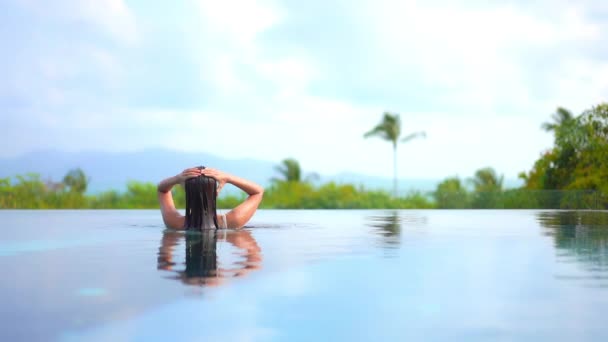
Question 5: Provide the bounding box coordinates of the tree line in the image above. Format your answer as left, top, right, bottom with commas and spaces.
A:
0, 165, 602, 210
0, 170, 432, 209
1, 103, 606, 209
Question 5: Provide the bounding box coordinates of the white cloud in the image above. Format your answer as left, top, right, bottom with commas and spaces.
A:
167, 0, 598, 178
3, 0, 608, 181
16, 0, 138, 44
258, 57, 320, 96
553, 58, 608, 109
75, 0, 138, 44
356, 0, 603, 114
196, 0, 284, 47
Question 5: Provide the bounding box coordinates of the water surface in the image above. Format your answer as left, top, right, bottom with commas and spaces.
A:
1, 209, 607, 341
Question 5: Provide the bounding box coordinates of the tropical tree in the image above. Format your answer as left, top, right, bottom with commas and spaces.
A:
433, 177, 470, 209
62, 168, 89, 193
272, 158, 302, 183
541, 107, 575, 134
469, 167, 504, 208
271, 158, 320, 184
524, 103, 608, 194
565, 104, 608, 197
364, 112, 425, 197
470, 167, 503, 193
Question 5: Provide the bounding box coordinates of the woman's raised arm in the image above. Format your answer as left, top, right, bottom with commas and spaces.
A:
201, 168, 264, 229
157, 167, 202, 229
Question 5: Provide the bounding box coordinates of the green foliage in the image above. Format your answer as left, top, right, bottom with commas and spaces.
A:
0, 171, 434, 210
470, 167, 503, 192
433, 166, 603, 209
260, 181, 433, 209
468, 167, 504, 209
262, 181, 315, 208
272, 158, 302, 183
89, 190, 122, 209
433, 177, 469, 209
0, 178, 13, 208
123, 181, 159, 208
541, 107, 575, 133
1, 165, 603, 210
364, 112, 403, 149
521, 102, 608, 208
271, 158, 320, 184
3, 100, 607, 212
63, 168, 89, 193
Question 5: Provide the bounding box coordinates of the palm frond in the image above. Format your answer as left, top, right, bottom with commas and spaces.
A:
363, 112, 401, 144
541, 122, 557, 131
363, 126, 387, 138
543, 107, 575, 132
401, 131, 426, 143
556, 107, 574, 122
272, 158, 302, 182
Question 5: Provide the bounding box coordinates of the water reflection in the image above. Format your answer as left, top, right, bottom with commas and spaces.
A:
366, 211, 427, 249
367, 211, 402, 248
537, 211, 608, 283
157, 229, 262, 287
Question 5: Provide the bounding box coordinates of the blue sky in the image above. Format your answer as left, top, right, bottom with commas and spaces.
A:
2, 0, 607, 179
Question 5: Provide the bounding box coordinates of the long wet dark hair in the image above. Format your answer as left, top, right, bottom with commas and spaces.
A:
184, 230, 218, 280
184, 166, 219, 230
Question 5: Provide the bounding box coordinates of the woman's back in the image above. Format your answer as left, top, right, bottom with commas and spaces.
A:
157, 167, 264, 230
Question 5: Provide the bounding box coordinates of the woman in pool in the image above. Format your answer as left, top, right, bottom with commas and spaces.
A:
157, 167, 264, 230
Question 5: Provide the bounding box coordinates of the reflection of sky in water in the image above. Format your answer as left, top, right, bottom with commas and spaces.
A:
1, 209, 608, 341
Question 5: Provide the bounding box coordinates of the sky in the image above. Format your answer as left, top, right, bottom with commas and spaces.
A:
1, 0, 607, 180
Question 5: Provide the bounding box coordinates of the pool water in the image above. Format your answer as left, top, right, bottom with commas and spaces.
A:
1, 209, 608, 341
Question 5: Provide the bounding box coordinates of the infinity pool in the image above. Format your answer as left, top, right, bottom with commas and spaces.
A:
1, 210, 607, 341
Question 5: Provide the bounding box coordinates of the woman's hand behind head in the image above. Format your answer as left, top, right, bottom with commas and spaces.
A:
201, 168, 230, 195
176, 167, 203, 185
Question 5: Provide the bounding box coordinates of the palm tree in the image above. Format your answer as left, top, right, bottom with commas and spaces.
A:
62, 168, 89, 193
364, 112, 425, 197
272, 158, 302, 182
470, 167, 503, 193
541, 107, 574, 133
469, 167, 504, 209
541, 106, 586, 151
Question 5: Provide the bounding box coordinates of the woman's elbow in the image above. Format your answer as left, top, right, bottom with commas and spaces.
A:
253, 188, 264, 204
249, 186, 264, 199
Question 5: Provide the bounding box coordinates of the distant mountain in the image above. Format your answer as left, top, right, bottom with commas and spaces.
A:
0, 148, 277, 194
0, 149, 521, 194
